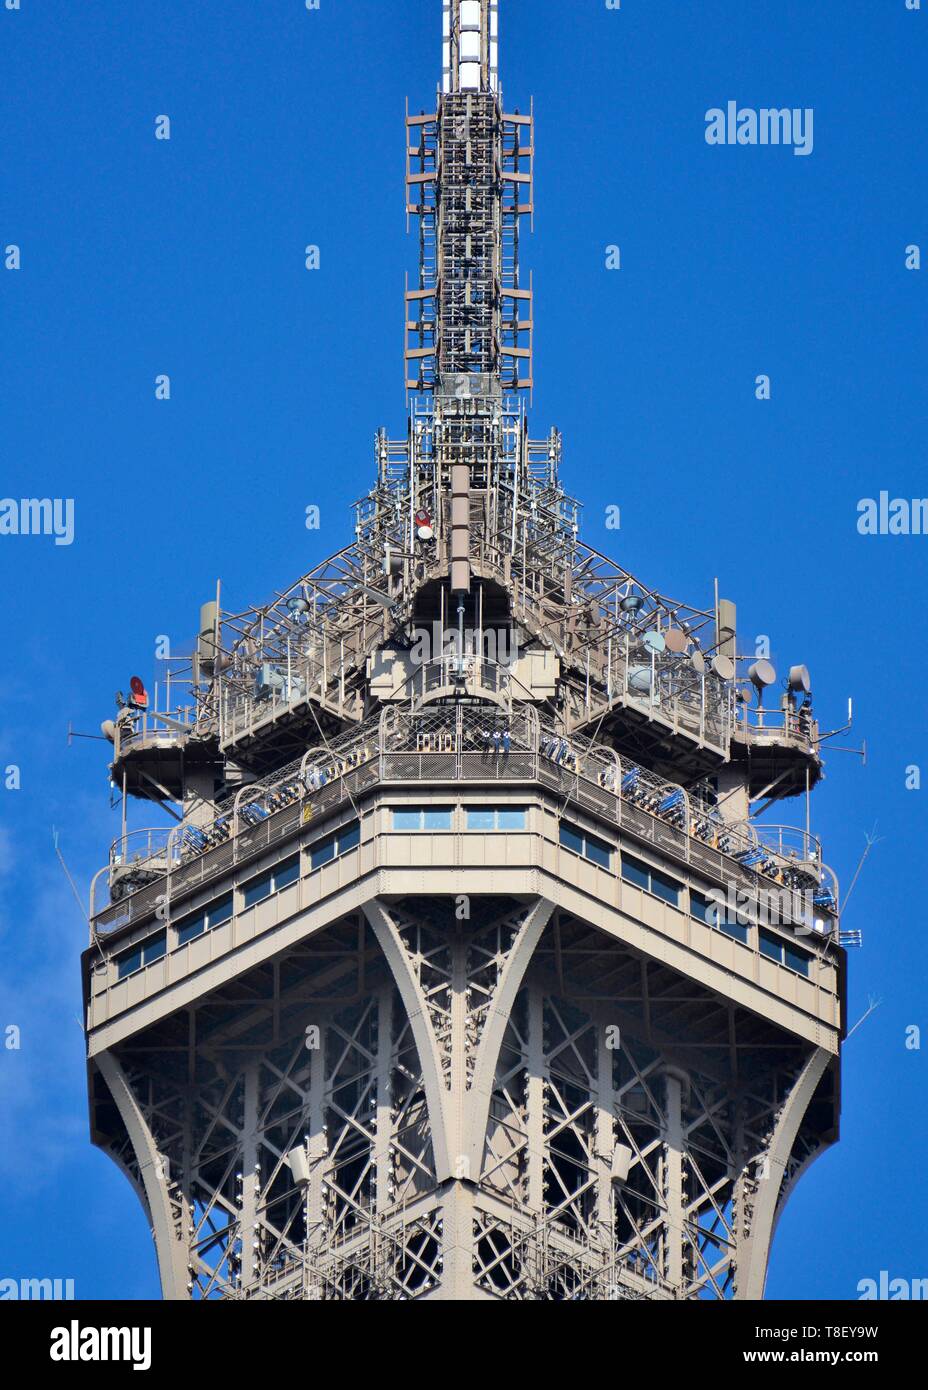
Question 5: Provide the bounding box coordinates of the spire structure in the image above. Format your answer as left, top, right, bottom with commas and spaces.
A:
409, 0, 529, 398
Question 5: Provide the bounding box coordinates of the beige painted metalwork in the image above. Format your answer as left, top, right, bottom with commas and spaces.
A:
84, 0, 846, 1302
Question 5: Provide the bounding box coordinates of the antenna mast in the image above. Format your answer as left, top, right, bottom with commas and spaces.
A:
406, 0, 534, 594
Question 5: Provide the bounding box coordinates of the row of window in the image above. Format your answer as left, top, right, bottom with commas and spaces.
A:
391, 806, 528, 832
559, 821, 611, 868
115, 930, 167, 980
620, 851, 682, 905
116, 807, 813, 981
309, 821, 360, 870
759, 928, 812, 976
391, 808, 816, 978
116, 822, 361, 979
566, 831, 814, 978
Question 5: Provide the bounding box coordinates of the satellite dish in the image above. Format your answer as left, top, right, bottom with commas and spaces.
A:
691, 651, 706, 677
128, 676, 149, 709
711, 655, 735, 681
628, 666, 652, 694
643, 630, 665, 654
748, 660, 777, 691
287, 596, 309, 615
664, 627, 688, 653
788, 664, 811, 695
620, 594, 645, 615
101, 720, 116, 743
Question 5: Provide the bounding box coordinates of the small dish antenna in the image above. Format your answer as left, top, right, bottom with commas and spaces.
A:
664, 627, 688, 653
748, 660, 777, 698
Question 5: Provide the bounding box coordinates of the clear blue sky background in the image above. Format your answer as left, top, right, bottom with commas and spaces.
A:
1, 0, 925, 1300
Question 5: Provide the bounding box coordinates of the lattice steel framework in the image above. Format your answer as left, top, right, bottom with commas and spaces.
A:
90, 895, 837, 1300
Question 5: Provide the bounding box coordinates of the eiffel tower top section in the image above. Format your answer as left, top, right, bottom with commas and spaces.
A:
405, 0, 533, 399
83, 2, 847, 1308
98, 0, 828, 877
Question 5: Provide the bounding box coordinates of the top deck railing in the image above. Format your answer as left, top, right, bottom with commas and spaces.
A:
113, 706, 196, 754
94, 703, 838, 937
736, 701, 818, 747
204, 639, 733, 766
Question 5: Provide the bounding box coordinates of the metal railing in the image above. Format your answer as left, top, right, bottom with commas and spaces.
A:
91, 705, 838, 937
737, 702, 818, 748
114, 707, 196, 754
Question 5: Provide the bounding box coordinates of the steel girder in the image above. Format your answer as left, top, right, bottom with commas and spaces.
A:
89, 893, 835, 1301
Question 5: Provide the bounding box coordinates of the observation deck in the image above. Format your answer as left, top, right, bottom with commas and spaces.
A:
86, 695, 843, 1064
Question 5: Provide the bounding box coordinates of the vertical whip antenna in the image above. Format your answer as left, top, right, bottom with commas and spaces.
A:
443, 0, 499, 95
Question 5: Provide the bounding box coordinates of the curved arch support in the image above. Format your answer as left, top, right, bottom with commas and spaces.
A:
362, 899, 455, 1179
95, 1050, 188, 1301
735, 1047, 832, 1300
466, 897, 553, 1173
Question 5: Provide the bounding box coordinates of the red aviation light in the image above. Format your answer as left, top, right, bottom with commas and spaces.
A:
128, 675, 149, 710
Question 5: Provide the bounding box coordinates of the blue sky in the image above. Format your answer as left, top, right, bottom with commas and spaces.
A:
0, 0, 926, 1299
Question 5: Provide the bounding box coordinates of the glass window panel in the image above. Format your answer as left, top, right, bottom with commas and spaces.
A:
274, 857, 300, 890
585, 835, 611, 868
423, 809, 452, 831
691, 891, 719, 925
337, 822, 361, 851
651, 870, 681, 906
143, 933, 167, 965
209, 894, 233, 926
720, 918, 749, 944
243, 873, 273, 908
392, 810, 422, 831
560, 823, 584, 856
621, 855, 650, 890
116, 947, 143, 979
177, 914, 206, 946
785, 942, 811, 976
311, 837, 336, 869
467, 808, 496, 831
497, 808, 526, 831
759, 929, 783, 962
